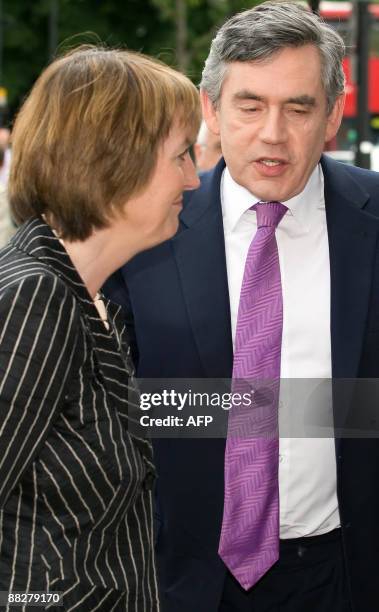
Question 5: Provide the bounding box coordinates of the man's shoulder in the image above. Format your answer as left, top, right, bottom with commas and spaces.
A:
339, 160, 379, 185
322, 155, 379, 216
323, 154, 379, 187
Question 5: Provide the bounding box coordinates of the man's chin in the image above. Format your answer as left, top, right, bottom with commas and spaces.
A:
246, 175, 298, 203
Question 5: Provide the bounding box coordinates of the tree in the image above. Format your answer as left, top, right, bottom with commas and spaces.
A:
2, 0, 171, 118
2, 0, 260, 120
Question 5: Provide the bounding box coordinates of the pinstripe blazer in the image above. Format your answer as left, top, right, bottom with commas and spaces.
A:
0, 218, 159, 611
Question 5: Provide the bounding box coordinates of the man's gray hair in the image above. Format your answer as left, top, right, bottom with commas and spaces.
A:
200, 1, 345, 113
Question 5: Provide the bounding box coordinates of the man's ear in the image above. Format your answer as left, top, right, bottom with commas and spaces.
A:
325, 92, 346, 143
200, 89, 221, 136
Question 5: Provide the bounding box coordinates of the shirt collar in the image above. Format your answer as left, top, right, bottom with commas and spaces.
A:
221, 163, 325, 233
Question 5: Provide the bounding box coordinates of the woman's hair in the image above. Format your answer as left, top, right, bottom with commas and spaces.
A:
9, 46, 201, 240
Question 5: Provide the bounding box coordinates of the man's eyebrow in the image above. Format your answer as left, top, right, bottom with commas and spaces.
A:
232, 91, 264, 102
284, 95, 316, 106
231, 92, 316, 106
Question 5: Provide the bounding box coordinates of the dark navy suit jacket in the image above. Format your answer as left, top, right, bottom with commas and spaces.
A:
104, 156, 379, 612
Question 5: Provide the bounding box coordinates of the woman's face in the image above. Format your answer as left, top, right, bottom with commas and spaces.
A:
122, 121, 200, 249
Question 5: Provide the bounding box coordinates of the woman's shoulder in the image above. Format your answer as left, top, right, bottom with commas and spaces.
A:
0, 249, 83, 348
0, 222, 77, 307
0, 249, 73, 306
0, 249, 86, 386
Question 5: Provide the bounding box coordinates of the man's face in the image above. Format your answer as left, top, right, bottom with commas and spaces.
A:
201, 45, 344, 202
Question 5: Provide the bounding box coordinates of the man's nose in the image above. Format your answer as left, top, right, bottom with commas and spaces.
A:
259, 109, 287, 145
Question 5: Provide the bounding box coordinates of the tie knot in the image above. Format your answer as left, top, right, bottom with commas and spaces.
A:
252, 201, 287, 229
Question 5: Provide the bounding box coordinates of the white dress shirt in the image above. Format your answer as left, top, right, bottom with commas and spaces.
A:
221, 164, 340, 538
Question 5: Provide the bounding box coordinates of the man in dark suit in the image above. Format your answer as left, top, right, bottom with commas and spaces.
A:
104, 2, 379, 611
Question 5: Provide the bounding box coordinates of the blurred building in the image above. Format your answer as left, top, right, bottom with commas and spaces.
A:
321, 1, 379, 150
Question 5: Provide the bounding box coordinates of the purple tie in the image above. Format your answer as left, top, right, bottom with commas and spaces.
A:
218, 201, 287, 590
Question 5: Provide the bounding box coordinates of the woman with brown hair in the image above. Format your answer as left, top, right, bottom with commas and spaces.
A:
0, 46, 200, 610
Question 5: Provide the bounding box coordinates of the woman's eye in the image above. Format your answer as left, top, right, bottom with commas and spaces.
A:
178, 150, 189, 162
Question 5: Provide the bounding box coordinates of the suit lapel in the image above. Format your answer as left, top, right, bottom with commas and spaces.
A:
172, 160, 233, 378
322, 156, 379, 379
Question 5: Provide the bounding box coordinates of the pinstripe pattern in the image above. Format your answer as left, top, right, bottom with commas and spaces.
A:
0, 218, 159, 611
219, 202, 287, 591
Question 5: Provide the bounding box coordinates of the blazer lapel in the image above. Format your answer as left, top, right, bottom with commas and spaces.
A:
172, 160, 233, 378
322, 155, 379, 379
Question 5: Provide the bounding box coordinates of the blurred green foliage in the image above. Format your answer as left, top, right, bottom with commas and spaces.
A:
1, 0, 261, 121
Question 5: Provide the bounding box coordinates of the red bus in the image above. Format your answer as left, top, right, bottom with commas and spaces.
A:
320, 1, 379, 149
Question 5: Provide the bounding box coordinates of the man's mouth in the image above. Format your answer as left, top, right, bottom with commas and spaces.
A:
257, 158, 286, 166
254, 158, 288, 176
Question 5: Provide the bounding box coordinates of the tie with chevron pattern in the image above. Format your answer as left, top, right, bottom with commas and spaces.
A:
218, 200, 287, 590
